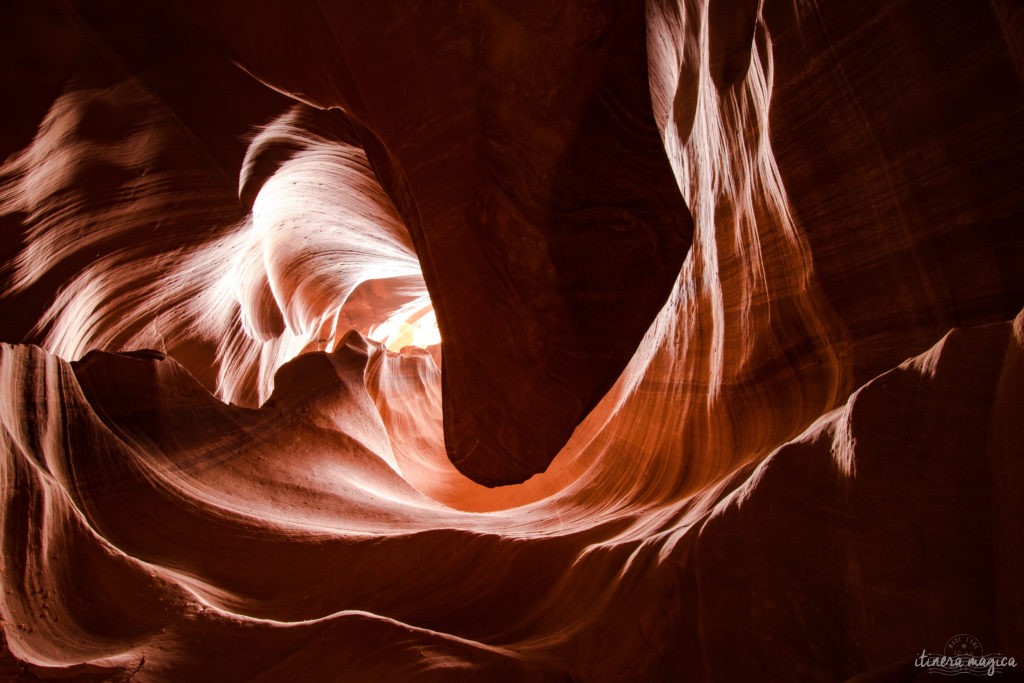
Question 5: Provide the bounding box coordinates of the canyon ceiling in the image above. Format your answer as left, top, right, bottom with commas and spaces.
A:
1, 0, 1022, 681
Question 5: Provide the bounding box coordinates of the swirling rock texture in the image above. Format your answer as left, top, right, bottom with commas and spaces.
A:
1, 0, 1022, 680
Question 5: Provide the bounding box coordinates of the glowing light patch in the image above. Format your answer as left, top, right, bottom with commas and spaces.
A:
370, 305, 441, 351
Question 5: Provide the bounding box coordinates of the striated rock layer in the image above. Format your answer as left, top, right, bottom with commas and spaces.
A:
1, 0, 1022, 680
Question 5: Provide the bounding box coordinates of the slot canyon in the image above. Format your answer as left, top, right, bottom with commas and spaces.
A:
1, 0, 1022, 680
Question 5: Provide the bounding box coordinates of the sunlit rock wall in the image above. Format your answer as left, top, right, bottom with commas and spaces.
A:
1, 1, 1021, 680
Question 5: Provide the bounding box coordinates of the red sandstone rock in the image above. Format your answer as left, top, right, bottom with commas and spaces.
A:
184, 0, 694, 485
0, 0, 1022, 681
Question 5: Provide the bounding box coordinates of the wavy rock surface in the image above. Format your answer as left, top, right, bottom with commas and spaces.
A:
1, 0, 1022, 681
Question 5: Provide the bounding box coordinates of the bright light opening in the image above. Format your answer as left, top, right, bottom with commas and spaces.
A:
369, 304, 441, 352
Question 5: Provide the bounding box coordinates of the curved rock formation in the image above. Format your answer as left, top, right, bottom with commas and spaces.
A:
189, 0, 694, 486
1, 0, 1022, 680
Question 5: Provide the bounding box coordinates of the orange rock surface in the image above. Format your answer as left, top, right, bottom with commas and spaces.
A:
1, 1, 1022, 680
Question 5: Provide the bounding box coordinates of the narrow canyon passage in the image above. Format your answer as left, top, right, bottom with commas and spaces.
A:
0, 1, 1022, 681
